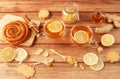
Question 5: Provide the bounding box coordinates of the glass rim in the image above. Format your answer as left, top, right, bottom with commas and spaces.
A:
63, 2, 79, 14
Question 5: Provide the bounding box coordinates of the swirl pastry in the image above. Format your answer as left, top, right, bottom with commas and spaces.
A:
2, 20, 29, 45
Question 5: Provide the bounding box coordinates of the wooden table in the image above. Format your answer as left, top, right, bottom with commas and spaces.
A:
0, 0, 120, 79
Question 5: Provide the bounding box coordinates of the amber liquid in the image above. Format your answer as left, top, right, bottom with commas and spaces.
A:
91, 12, 103, 23
71, 26, 92, 44
44, 21, 65, 38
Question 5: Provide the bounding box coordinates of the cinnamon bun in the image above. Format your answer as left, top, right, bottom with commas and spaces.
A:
2, 20, 29, 45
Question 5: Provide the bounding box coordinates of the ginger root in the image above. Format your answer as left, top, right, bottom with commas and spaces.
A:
113, 21, 120, 28
95, 24, 113, 34
105, 14, 113, 23
105, 14, 120, 28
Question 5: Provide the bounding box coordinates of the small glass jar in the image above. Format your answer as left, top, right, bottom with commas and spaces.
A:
62, 2, 79, 24
91, 8, 104, 23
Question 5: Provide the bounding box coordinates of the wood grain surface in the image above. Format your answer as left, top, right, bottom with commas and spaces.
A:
0, 0, 120, 79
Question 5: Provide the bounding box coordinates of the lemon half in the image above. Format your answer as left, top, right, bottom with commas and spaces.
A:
101, 34, 115, 46
1, 47, 16, 62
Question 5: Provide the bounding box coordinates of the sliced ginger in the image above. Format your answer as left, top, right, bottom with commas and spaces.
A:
43, 51, 49, 57
97, 47, 104, 53
101, 34, 115, 47
79, 64, 84, 69
35, 48, 44, 55
65, 56, 77, 65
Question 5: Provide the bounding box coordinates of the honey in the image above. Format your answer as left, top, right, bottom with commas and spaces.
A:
91, 8, 104, 23
71, 25, 93, 45
44, 20, 65, 38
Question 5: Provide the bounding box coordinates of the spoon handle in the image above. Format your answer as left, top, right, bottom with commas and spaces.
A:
50, 49, 66, 59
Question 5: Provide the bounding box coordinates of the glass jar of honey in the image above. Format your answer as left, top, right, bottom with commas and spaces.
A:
44, 19, 66, 38
62, 2, 79, 24
91, 8, 104, 23
71, 25, 93, 45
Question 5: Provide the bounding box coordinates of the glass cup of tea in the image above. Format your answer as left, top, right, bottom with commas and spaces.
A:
44, 19, 66, 38
71, 25, 93, 45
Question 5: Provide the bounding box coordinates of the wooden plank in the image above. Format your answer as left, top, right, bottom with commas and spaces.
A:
0, 44, 120, 63
0, 1, 53, 5
0, 27, 120, 44
0, 0, 120, 5
0, 3, 120, 12
0, 12, 120, 25
37, 28, 120, 44
0, 63, 119, 79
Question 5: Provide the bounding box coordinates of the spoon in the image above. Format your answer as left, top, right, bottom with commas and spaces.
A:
31, 58, 52, 67
50, 49, 77, 65
50, 49, 66, 60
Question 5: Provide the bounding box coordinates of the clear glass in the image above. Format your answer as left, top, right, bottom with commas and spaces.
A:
44, 19, 66, 38
71, 25, 93, 45
62, 2, 79, 24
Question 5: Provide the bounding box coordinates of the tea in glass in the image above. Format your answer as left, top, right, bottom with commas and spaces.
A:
44, 19, 66, 38
71, 25, 93, 45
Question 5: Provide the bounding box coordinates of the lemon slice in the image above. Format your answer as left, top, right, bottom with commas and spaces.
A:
83, 53, 98, 65
15, 48, 28, 62
1, 47, 16, 62
47, 21, 63, 33
90, 58, 104, 71
101, 34, 115, 46
74, 30, 89, 44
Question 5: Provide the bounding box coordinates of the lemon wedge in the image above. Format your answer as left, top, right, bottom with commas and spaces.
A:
1, 47, 16, 62
101, 34, 115, 46
83, 53, 98, 65
74, 30, 89, 44
90, 58, 104, 71
47, 21, 63, 33
15, 48, 28, 62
